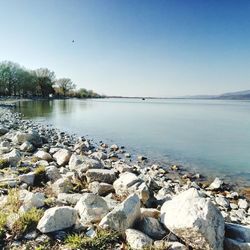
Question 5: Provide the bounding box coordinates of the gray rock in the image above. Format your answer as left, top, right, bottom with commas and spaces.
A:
99, 193, 141, 231
136, 217, 166, 240
215, 196, 230, 208
161, 188, 224, 250
238, 199, 249, 210
46, 166, 61, 182
0, 126, 9, 135
57, 193, 83, 205
2, 149, 21, 167
37, 206, 77, 233
20, 141, 35, 152
86, 169, 116, 184
225, 223, 250, 243
34, 151, 52, 161
12, 131, 42, 147
125, 229, 153, 250
51, 178, 73, 195
224, 237, 250, 250
88, 181, 114, 196
75, 193, 109, 225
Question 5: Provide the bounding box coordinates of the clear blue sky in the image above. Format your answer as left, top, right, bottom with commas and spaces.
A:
0, 0, 249, 97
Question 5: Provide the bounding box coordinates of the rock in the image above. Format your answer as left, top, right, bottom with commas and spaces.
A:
75, 193, 109, 226
53, 149, 72, 166
2, 149, 22, 167
12, 131, 42, 147
136, 217, 166, 240
225, 223, 250, 243
6, 213, 20, 230
19, 172, 35, 186
110, 144, 119, 151
0, 126, 8, 135
69, 154, 103, 171
57, 193, 83, 205
140, 208, 160, 219
125, 229, 153, 250
208, 177, 223, 190
34, 151, 52, 161
86, 169, 116, 184
37, 206, 77, 233
224, 237, 250, 250
88, 181, 114, 196
46, 166, 61, 182
113, 172, 149, 203
99, 194, 141, 231
20, 141, 35, 152
91, 151, 107, 160
20, 192, 45, 213
137, 155, 147, 161
215, 196, 230, 208
113, 162, 134, 173
161, 188, 224, 250
238, 199, 249, 210
51, 178, 73, 195
154, 241, 187, 250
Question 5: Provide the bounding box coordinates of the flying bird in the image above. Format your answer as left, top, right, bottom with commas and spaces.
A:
72, 40, 75, 43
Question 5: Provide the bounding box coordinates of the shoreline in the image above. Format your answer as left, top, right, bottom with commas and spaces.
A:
0, 102, 249, 248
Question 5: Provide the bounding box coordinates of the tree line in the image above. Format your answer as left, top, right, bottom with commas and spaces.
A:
0, 61, 102, 98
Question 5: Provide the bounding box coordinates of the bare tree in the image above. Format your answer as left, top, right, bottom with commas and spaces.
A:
57, 78, 76, 96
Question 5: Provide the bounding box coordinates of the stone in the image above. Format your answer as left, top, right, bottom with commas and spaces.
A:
208, 177, 223, 190
86, 169, 116, 184
34, 151, 52, 161
51, 178, 73, 195
225, 223, 250, 243
136, 217, 166, 240
215, 196, 230, 208
91, 151, 107, 160
224, 237, 250, 250
113, 162, 134, 173
0, 126, 8, 135
154, 241, 187, 250
53, 149, 72, 166
2, 149, 22, 167
110, 144, 119, 151
46, 166, 61, 182
113, 172, 149, 203
75, 193, 109, 225
37, 206, 77, 233
125, 229, 153, 250
20, 141, 35, 152
161, 188, 224, 250
238, 199, 249, 210
57, 193, 83, 205
99, 194, 141, 231
140, 208, 160, 219
88, 181, 114, 196
12, 131, 42, 147
19, 172, 35, 186
20, 192, 45, 213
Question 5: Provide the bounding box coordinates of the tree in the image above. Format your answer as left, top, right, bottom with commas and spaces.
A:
56, 78, 76, 97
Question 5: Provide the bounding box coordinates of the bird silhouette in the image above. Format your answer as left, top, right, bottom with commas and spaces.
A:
72, 40, 75, 43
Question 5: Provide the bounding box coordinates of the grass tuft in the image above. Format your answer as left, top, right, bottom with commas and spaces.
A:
0, 159, 9, 169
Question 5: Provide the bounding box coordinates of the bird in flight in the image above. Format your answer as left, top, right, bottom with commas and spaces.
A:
72, 40, 75, 43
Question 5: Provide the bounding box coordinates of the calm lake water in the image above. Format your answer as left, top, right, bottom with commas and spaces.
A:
16, 98, 250, 186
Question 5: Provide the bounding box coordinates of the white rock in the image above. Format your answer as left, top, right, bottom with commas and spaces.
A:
19, 172, 35, 186
238, 199, 249, 210
20, 192, 45, 213
51, 178, 73, 195
208, 177, 223, 190
215, 196, 230, 208
37, 206, 77, 233
88, 181, 114, 196
12, 131, 42, 147
34, 151, 52, 161
99, 193, 141, 231
20, 141, 34, 152
125, 229, 153, 250
161, 188, 224, 250
53, 149, 72, 166
75, 193, 109, 225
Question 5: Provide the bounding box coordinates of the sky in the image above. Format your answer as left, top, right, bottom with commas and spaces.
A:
0, 0, 250, 97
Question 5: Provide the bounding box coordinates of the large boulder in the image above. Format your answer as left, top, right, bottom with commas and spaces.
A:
34, 151, 52, 161
12, 131, 42, 147
125, 229, 153, 250
161, 188, 224, 250
86, 169, 116, 184
53, 149, 72, 166
37, 206, 77, 233
99, 193, 141, 231
75, 193, 109, 226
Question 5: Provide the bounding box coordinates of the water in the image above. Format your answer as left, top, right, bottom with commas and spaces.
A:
15, 98, 250, 186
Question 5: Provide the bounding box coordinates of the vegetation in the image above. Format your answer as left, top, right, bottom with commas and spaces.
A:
0, 61, 103, 98
12, 207, 44, 237
65, 230, 122, 250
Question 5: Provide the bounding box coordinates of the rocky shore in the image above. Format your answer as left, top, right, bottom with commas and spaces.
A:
0, 106, 249, 249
